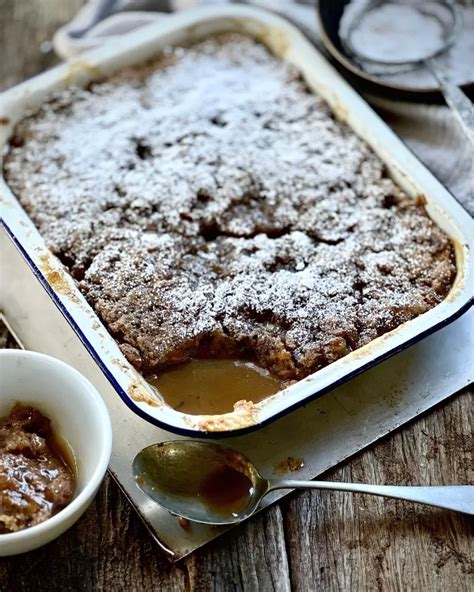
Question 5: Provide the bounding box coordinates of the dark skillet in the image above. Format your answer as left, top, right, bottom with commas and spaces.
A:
316, 0, 474, 104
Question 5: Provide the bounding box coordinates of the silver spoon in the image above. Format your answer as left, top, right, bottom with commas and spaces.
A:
340, 0, 474, 145
133, 441, 474, 525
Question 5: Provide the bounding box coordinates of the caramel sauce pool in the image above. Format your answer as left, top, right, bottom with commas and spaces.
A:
47, 432, 77, 478
147, 359, 283, 415
198, 465, 254, 517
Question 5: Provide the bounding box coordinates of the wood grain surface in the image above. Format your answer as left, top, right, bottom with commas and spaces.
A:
0, 2, 472, 590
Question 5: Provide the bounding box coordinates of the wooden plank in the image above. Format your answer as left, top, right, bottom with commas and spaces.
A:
188, 506, 291, 592
284, 391, 474, 592
0, 0, 83, 90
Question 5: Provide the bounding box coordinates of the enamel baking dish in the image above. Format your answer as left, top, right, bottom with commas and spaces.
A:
1, 5, 473, 436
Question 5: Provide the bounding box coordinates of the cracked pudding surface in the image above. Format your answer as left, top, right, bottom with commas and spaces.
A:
3, 34, 456, 380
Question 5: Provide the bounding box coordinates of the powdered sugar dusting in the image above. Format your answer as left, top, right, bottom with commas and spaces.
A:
4, 34, 455, 379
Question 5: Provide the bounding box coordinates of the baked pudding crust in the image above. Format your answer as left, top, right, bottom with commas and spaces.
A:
3, 34, 456, 381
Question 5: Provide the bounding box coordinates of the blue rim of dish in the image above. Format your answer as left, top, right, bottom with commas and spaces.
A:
2, 219, 472, 439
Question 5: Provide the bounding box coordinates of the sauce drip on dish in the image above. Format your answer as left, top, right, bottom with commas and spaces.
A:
147, 359, 283, 415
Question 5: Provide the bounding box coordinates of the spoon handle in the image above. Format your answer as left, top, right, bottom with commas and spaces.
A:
268, 481, 474, 515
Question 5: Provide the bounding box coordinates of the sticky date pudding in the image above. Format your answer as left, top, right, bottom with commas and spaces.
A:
0, 404, 75, 534
3, 34, 455, 387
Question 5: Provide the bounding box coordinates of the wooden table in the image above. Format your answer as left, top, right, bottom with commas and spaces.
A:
0, 2, 472, 589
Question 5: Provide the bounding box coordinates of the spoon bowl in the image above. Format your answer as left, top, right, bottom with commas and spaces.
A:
133, 441, 268, 525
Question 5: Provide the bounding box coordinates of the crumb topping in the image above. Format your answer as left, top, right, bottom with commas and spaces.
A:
3, 34, 456, 379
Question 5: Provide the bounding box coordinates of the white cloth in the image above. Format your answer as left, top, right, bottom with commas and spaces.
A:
53, 1, 318, 58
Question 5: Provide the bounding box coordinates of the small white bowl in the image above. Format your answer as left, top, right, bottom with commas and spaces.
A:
0, 350, 112, 556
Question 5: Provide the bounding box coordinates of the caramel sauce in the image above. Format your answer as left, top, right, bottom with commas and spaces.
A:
274, 456, 305, 474
147, 359, 283, 415
47, 432, 77, 478
198, 465, 254, 517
